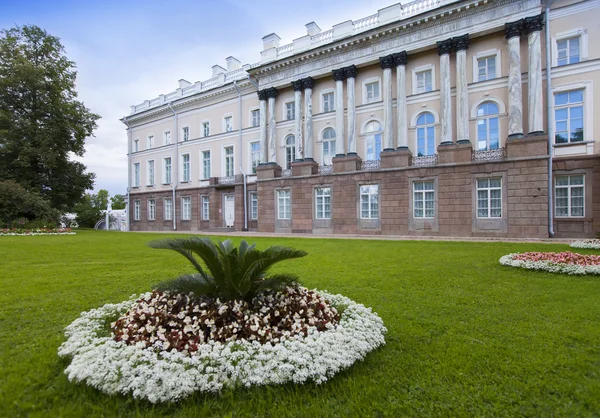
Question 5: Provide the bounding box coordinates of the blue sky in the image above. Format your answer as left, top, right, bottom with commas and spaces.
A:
1, 0, 393, 196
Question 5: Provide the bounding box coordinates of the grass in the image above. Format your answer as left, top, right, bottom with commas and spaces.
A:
1, 230, 599, 417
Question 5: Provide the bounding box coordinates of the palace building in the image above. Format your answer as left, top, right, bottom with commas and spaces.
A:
122, 0, 600, 238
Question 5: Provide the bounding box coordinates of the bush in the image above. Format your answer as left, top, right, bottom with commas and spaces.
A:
0, 180, 59, 227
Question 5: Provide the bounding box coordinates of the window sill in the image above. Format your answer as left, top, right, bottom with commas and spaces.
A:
180, 181, 190, 184
162, 183, 171, 186
554, 216, 590, 222
554, 140, 593, 147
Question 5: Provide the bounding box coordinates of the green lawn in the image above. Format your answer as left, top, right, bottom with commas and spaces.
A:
1, 231, 599, 417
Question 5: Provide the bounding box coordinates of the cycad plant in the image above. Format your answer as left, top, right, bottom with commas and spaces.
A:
149, 237, 307, 302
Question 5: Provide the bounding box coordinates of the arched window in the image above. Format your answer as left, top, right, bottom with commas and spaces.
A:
322, 128, 336, 165
476, 102, 499, 150
365, 121, 382, 161
416, 112, 435, 156
285, 135, 295, 169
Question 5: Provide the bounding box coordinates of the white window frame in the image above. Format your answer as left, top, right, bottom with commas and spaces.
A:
164, 197, 173, 221
552, 28, 588, 67
284, 101, 295, 121
321, 127, 336, 166
147, 199, 156, 221
181, 125, 190, 142
277, 189, 291, 220
415, 111, 437, 157
133, 162, 140, 187
201, 150, 211, 180
133, 200, 141, 221
475, 102, 501, 151
476, 178, 502, 219
360, 184, 379, 220
223, 114, 233, 133
362, 77, 381, 104
315, 187, 331, 220
146, 160, 155, 186
553, 88, 585, 144
412, 64, 435, 95
164, 130, 171, 146
147, 135, 154, 149
249, 108, 260, 128
413, 181, 435, 219
250, 192, 258, 220
363, 120, 383, 161
552, 82, 594, 147
201, 195, 210, 220
202, 121, 210, 138
555, 174, 585, 217
133, 139, 139, 153
249, 141, 260, 174
181, 153, 191, 182
321, 90, 335, 113
472, 49, 501, 83
163, 157, 172, 185
223, 145, 235, 177
181, 196, 191, 221
284, 134, 295, 170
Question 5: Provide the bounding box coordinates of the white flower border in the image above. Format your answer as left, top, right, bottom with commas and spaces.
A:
570, 239, 600, 249
0, 232, 76, 236
58, 290, 387, 403
499, 253, 600, 275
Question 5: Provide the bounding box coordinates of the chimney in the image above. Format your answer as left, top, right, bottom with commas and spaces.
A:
226, 56, 241, 71
262, 33, 281, 50
305, 22, 321, 36
212, 65, 227, 76
178, 79, 192, 88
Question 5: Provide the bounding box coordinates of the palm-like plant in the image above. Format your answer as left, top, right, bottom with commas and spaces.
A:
149, 237, 307, 302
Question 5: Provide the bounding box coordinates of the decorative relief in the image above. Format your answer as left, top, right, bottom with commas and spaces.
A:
361, 160, 380, 171
301, 77, 315, 89
453, 34, 470, 51
318, 165, 333, 175
218, 176, 236, 185
523, 14, 544, 35
265, 87, 279, 99
392, 51, 408, 66
504, 20, 523, 39
257, 90, 269, 101
344, 65, 358, 79
379, 54, 395, 69
291, 80, 304, 91
412, 154, 438, 166
436, 38, 454, 56
471, 148, 507, 162
332, 68, 347, 81
282, 169, 292, 177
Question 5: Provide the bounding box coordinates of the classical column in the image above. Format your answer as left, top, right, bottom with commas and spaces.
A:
332, 68, 346, 156
437, 39, 454, 145
380, 55, 395, 151
257, 90, 268, 163
266, 87, 279, 164
454, 34, 470, 144
394, 51, 408, 149
506, 20, 524, 137
524, 14, 545, 134
303, 77, 315, 161
345, 65, 358, 155
291, 80, 304, 160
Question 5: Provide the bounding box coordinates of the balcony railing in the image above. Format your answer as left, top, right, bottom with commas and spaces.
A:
218, 176, 236, 185
362, 160, 380, 171
282, 168, 292, 178
318, 165, 333, 175
412, 154, 438, 166
472, 148, 507, 162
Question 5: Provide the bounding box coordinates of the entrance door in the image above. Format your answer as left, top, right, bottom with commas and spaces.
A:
224, 195, 235, 227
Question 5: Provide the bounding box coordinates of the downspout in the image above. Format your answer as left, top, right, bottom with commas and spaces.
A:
233, 80, 249, 231
545, 1, 555, 237
122, 116, 131, 232
167, 103, 179, 231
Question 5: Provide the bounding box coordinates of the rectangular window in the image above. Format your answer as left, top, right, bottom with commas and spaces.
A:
133, 139, 139, 152
555, 175, 584, 217
164, 131, 171, 145
133, 162, 140, 187
315, 187, 331, 220
225, 146, 234, 177
365, 81, 380, 102
251, 142, 260, 174
148, 199, 156, 221
285, 102, 295, 121
477, 178, 502, 218
251, 109, 260, 127
163, 157, 171, 184
250, 192, 258, 220
181, 196, 191, 220
413, 181, 435, 218
202, 151, 211, 180
201, 196, 209, 220
182, 154, 190, 182
202, 122, 210, 137
164, 198, 173, 221
147, 135, 154, 149
277, 189, 291, 220
554, 90, 584, 144
133, 200, 141, 220
416, 70, 433, 94
323, 92, 334, 113
182, 126, 190, 142
147, 160, 155, 186
557, 37, 580, 66
224, 116, 233, 132
477, 56, 496, 81
360, 185, 379, 219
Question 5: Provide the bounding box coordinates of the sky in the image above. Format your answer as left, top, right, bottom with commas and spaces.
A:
1, 0, 394, 197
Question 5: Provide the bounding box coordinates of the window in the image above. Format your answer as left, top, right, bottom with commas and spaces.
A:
365, 81, 380, 103
555, 175, 584, 217
182, 154, 190, 182
277, 189, 291, 220
147, 135, 154, 149
250, 192, 258, 220
201, 196, 209, 220
181, 196, 191, 220
554, 90, 584, 144
413, 181, 435, 218
416, 69, 433, 94
315, 187, 331, 220
133, 163, 140, 187
251, 109, 260, 127
322, 92, 335, 113
224, 146, 234, 177
133, 139, 139, 152
133, 200, 141, 220
476, 102, 500, 150
202, 122, 210, 137
416, 113, 435, 156
224, 116, 233, 132
360, 185, 379, 219
148, 199, 156, 221
285, 135, 295, 169
365, 121, 382, 161
250, 142, 260, 173
147, 160, 155, 186
164, 198, 173, 221
182, 126, 190, 142
164, 131, 171, 145
477, 56, 496, 81
285, 102, 295, 121
202, 151, 211, 179
163, 157, 171, 184
557, 37, 580, 66
322, 128, 336, 165
477, 178, 502, 218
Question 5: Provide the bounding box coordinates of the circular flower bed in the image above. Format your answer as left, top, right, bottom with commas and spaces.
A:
570, 239, 600, 249
58, 288, 386, 403
499, 251, 600, 275
0, 227, 74, 236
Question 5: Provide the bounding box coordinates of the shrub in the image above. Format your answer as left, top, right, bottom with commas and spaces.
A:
0, 180, 59, 227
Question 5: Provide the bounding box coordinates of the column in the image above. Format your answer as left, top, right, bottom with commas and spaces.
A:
345, 65, 358, 155
303, 77, 315, 161
291, 80, 304, 160
393, 51, 408, 149
380, 55, 395, 151
437, 39, 454, 145
332, 68, 346, 156
505, 20, 524, 137
266, 87, 279, 164
524, 14, 544, 134
454, 34, 470, 144
257, 90, 268, 163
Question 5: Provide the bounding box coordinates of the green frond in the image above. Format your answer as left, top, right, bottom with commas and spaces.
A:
154, 273, 217, 297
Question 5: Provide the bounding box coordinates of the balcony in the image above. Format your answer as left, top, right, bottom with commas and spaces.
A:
361, 160, 380, 171
318, 165, 333, 175
472, 148, 507, 162
412, 154, 438, 167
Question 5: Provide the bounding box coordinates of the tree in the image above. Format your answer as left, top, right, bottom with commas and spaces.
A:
110, 194, 126, 210
73, 189, 109, 228
0, 180, 59, 226
0, 25, 100, 211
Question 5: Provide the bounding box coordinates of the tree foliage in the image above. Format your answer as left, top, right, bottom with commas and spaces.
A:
110, 194, 126, 210
0, 25, 100, 211
73, 189, 109, 228
0, 180, 59, 226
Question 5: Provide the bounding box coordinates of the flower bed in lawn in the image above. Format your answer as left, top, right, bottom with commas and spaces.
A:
499, 251, 600, 275
0, 227, 74, 236
570, 239, 600, 249
58, 288, 387, 403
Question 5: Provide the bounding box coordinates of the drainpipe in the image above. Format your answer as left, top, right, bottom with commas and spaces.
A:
545, 0, 555, 237
233, 80, 249, 231
167, 103, 179, 231
122, 116, 131, 232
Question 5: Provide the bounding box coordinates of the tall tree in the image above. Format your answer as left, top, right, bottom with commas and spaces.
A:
110, 194, 126, 210
0, 25, 100, 211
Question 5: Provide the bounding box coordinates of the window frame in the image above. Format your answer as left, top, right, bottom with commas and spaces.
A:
223, 145, 235, 177
472, 49, 501, 83
321, 127, 336, 166
476, 102, 501, 151
147, 135, 154, 149
363, 120, 383, 161
201, 195, 210, 221
412, 64, 436, 95
476, 177, 502, 219
163, 157, 172, 185
163, 197, 173, 221
133, 162, 140, 187
553, 89, 584, 144
415, 112, 436, 156
413, 181, 435, 219
362, 77, 381, 104
164, 131, 171, 146
147, 198, 156, 221
250, 191, 258, 220
284, 134, 296, 170
277, 189, 291, 220
146, 160, 155, 186
359, 184, 379, 220
181, 153, 191, 183
552, 28, 587, 67
201, 150, 211, 180
555, 174, 585, 218
223, 115, 233, 133
133, 139, 139, 153
181, 125, 190, 142
249, 141, 260, 174
321, 90, 335, 113
284, 101, 295, 121
133, 200, 141, 221
315, 187, 332, 220
181, 196, 192, 221
202, 121, 210, 138
250, 108, 260, 128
